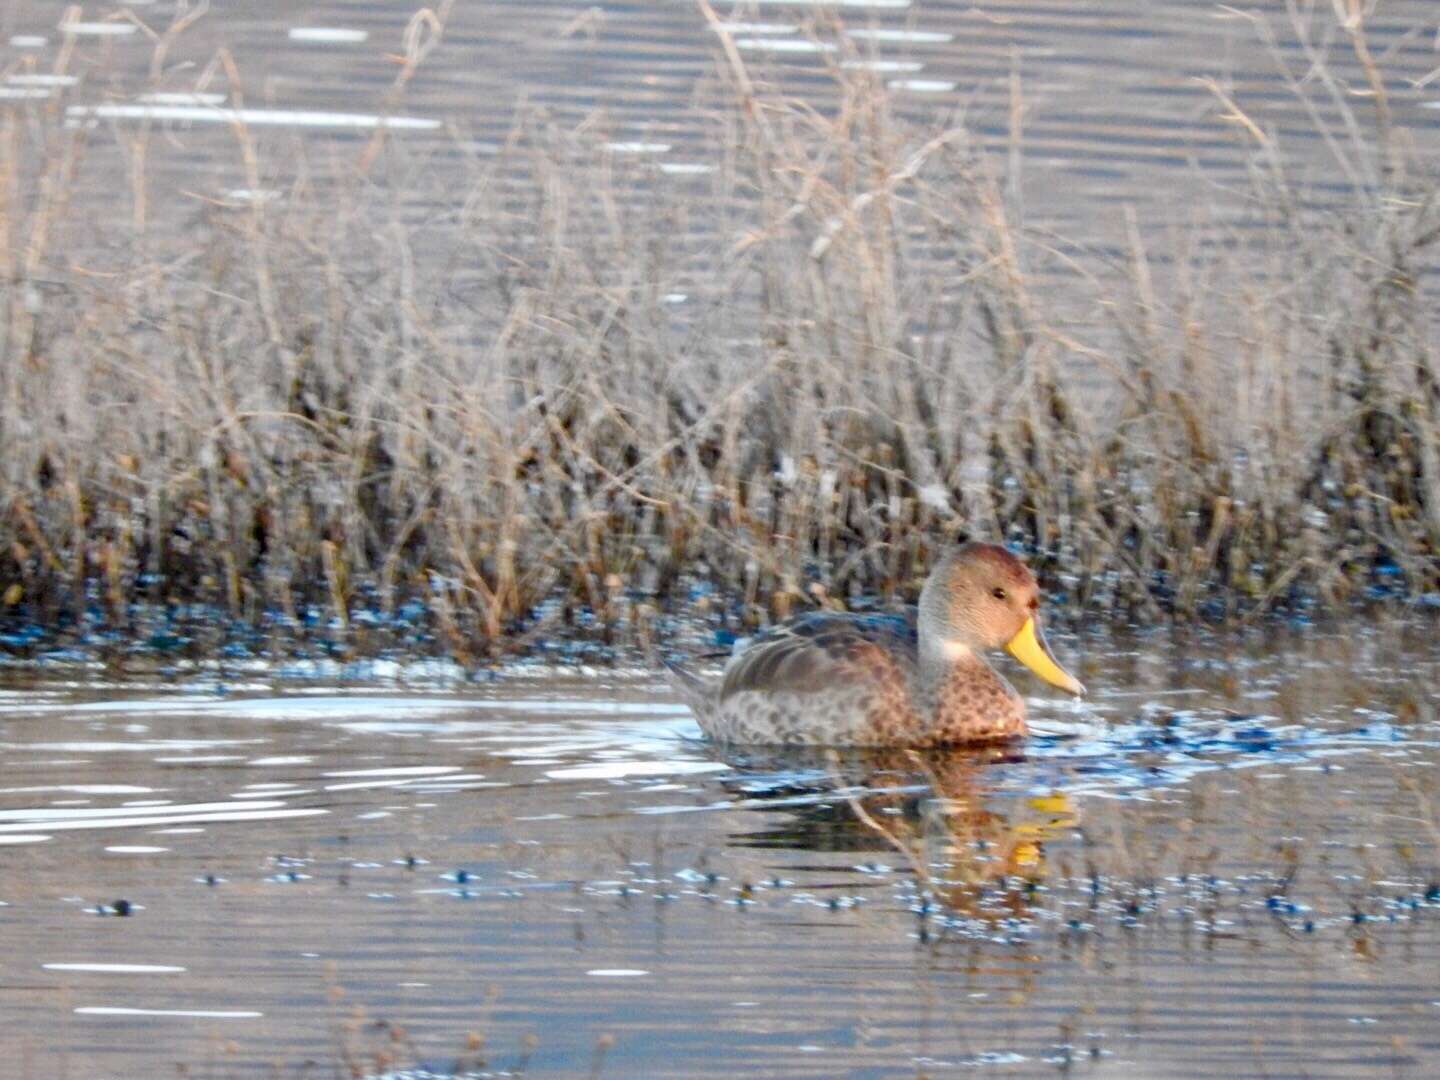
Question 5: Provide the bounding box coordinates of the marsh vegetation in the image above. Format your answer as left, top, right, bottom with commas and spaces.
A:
1, 3, 1437, 667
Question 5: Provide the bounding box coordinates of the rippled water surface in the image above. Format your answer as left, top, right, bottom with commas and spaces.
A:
2, 624, 1440, 1076
5, 0, 1440, 243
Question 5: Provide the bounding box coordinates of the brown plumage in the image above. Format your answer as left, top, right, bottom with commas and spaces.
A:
666, 542, 1085, 746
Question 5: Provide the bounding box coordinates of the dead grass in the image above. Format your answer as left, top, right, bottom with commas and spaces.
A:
1, 3, 1437, 661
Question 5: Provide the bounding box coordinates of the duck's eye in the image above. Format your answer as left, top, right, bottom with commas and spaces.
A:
991, 587, 1007, 600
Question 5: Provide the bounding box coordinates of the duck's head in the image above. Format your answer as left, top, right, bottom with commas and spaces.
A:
918, 542, 1085, 696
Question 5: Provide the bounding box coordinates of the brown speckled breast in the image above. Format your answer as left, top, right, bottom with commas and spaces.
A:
931, 668, 1026, 742
898, 660, 1026, 746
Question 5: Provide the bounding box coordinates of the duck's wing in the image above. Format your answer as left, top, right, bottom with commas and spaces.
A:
719, 611, 919, 700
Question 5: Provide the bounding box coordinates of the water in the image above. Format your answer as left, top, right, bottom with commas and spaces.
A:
2, 623, 1439, 1076
5, 0, 1439, 245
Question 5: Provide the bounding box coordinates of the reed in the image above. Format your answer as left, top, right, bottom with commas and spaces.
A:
0, 4, 1436, 662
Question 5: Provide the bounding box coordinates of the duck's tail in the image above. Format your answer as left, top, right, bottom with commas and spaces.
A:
661, 656, 720, 721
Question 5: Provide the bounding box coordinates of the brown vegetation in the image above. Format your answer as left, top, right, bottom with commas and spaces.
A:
1, 4, 1437, 661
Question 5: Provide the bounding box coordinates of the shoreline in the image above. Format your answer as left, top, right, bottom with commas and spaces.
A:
2, 592, 1434, 678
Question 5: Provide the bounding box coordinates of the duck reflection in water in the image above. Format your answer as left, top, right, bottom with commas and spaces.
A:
717, 745, 1078, 921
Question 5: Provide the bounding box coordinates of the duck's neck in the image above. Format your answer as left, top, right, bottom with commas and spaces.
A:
918, 635, 985, 689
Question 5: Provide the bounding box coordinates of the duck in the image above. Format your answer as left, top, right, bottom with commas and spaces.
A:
665, 542, 1084, 746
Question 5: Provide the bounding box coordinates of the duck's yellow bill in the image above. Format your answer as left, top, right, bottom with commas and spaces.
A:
1004, 617, 1085, 696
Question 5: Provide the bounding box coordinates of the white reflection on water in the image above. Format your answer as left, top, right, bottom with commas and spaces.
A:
842, 59, 924, 72
889, 79, 956, 93
605, 141, 671, 154
735, 38, 836, 53
7, 741, 265, 754
65, 104, 440, 130
0, 696, 476, 717
152, 755, 245, 764
545, 760, 730, 780
707, 22, 798, 35
0, 802, 326, 835
137, 91, 227, 106
846, 28, 953, 43
288, 28, 369, 43
2, 800, 283, 821
324, 766, 464, 778
75, 1006, 262, 1018
225, 188, 282, 203
45, 963, 186, 973
0, 785, 155, 795
0, 694, 686, 718
5, 74, 78, 86
325, 773, 479, 792
751, 0, 910, 7
60, 22, 138, 37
